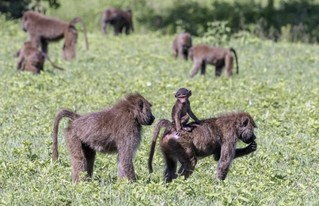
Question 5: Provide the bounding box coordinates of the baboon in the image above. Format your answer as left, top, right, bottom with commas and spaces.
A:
172, 32, 192, 60
189, 44, 239, 78
16, 41, 64, 74
21, 11, 89, 60
148, 88, 200, 174
149, 112, 257, 182
101, 8, 134, 35
52, 93, 155, 182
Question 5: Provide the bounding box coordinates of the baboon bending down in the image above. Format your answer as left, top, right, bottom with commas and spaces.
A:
16, 41, 64, 73
148, 88, 200, 173
172, 32, 192, 60
189, 44, 239, 78
22, 11, 89, 60
101, 8, 134, 35
52, 93, 155, 182
149, 112, 257, 182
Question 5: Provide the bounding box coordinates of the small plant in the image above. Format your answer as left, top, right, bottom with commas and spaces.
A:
202, 21, 231, 45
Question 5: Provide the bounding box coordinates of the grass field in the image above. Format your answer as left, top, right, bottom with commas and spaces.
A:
0, 6, 319, 205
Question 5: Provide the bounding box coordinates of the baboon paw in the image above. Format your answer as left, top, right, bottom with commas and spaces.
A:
250, 141, 257, 151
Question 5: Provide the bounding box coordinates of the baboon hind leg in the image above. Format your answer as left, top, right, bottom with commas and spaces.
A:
190, 59, 203, 78
67, 134, 86, 182
224, 53, 233, 77
200, 61, 206, 75
164, 153, 178, 183
177, 143, 197, 179
82, 143, 96, 178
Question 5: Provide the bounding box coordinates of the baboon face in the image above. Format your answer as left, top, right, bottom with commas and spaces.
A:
63, 27, 77, 60
238, 116, 257, 144
175, 88, 191, 103
128, 94, 155, 125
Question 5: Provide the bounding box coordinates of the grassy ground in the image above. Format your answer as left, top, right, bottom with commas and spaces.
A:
0, 10, 318, 205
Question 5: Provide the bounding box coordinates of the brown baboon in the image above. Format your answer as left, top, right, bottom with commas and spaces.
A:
16, 41, 64, 73
172, 32, 192, 60
149, 112, 257, 182
101, 8, 134, 35
148, 88, 200, 174
21, 11, 89, 60
189, 44, 239, 78
52, 93, 155, 182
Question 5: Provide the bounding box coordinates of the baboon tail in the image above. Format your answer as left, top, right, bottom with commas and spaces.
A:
230, 48, 239, 74
148, 119, 173, 174
70, 17, 89, 50
42, 53, 64, 70
52, 109, 80, 161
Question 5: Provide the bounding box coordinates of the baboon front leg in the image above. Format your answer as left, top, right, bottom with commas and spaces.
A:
234, 141, 257, 158
40, 39, 48, 54
117, 147, 136, 181
82, 143, 96, 178
67, 135, 86, 182
216, 144, 235, 180
200, 61, 206, 75
190, 60, 203, 78
215, 66, 223, 77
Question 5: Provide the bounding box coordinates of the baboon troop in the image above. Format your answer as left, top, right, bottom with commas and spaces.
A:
16, 41, 63, 73
172, 32, 192, 60
52, 93, 155, 182
189, 44, 239, 78
101, 8, 134, 35
21, 11, 89, 60
149, 112, 257, 182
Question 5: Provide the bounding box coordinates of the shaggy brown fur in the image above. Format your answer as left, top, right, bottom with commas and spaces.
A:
16, 41, 64, 73
149, 112, 257, 182
189, 44, 239, 77
52, 93, 155, 182
101, 8, 134, 35
22, 11, 89, 60
172, 32, 192, 60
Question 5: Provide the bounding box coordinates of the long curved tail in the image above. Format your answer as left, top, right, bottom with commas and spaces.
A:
230, 48, 239, 74
42, 53, 64, 70
52, 109, 80, 161
70, 17, 89, 50
148, 119, 173, 173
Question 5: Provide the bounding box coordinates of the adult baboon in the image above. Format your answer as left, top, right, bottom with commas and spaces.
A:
149, 112, 257, 182
52, 93, 155, 182
101, 8, 134, 35
172, 32, 192, 60
16, 41, 64, 73
21, 11, 89, 60
189, 44, 239, 78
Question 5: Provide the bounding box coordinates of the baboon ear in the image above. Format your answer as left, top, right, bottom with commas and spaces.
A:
241, 117, 249, 127
189, 90, 192, 96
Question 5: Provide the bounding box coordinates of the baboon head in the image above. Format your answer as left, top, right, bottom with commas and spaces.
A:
237, 113, 257, 144
63, 26, 78, 60
175, 88, 191, 103
22, 13, 30, 32
126, 93, 155, 125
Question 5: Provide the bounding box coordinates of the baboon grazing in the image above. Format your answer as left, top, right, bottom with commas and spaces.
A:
172, 32, 192, 60
101, 8, 134, 35
189, 44, 239, 78
52, 93, 155, 182
149, 112, 257, 182
16, 41, 63, 73
21, 11, 89, 60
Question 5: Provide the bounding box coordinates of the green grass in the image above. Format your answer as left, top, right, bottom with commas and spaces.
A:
0, 13, 318, 205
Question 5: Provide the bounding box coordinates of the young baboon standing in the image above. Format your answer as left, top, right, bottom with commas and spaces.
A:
101, 8, 134, 35
172, 32, 192, 60
149, 112, 257, 182
21, 11, 89, 60
189, 44, 239, 78
148, 88, 200, 174
16, 41, 63, 73
52, 93, 155, 182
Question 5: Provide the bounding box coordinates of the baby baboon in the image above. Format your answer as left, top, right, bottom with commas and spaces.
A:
189, 44, 239, 78
148, 88, 200, 174
16, 41, 63, 73
149, 112, 257, 182
52, 93, 155, 182
172, 32, 192, 60
101, 8, 134, 35
22, 11, 89, 60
